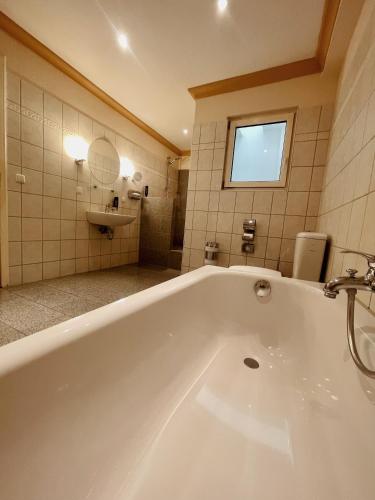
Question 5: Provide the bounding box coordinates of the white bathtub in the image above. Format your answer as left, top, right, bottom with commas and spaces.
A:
0, 266, 375, 500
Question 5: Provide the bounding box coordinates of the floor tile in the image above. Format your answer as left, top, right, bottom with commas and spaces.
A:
1, 264, 180, 344
0, 321, 25, 346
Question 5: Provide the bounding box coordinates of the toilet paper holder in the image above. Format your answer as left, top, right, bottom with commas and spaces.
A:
242, 219, 256, 253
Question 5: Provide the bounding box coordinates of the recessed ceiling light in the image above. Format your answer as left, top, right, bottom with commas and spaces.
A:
117, 33, 129, 50
217, 0, 228, 13
183, 129, 188, 135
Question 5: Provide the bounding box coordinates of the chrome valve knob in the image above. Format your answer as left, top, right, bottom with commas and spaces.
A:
346, 268, 358, 278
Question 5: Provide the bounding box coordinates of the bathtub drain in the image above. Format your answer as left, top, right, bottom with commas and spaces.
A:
244, 357, 260, 369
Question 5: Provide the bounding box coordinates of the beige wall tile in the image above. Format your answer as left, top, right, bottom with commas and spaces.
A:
22, 193, 42, 218
310, 166, 325, 191
22, 263, 42, 283
215, 232, 231, 253
360, 191, 375, 252
286, 192, 309, 216
7, 137, 21, 166
253, 191, 273, 214
60, 259, 76, 276
283, 216, 305, 239
8, 191, 21, 216
61, 240, 76, 260
76, 240, 89, 258
280, 238, 296, 262
253, 236, 267, 258
9, 265, 22, 286
364, 90, 375, 145
252, 213, 270, 236
43, 219, 60, 240
22, 167, 43, 195
314, 140, 329, 166
198, 149, 214, 170
61, 220, 76, 240
7, 109, 20, 139
207, 212, 218, 232
217, 212, 234, 233
22, 142, 43, 171
291, 141, 316, 166
210, 170, 222, 191
44, 124, 62, 154
43, 261, 60, 279
76, 257, 89, 273
43, 241, 60, 262
192, 211, 208, 231
7, 72, 20, 104
7, 164, 21, 192
44, 93, 62, 125
235, 191, 253, 212
190, 230, 206, 250
196, 170, 212, 190
289, 167, 312, 191
219, 191, 236, 212
213, 148, 225, 170
307, 192, 321, 216
61, 199, 76, 220
271, 191, 287, 214
200, 122, 216, 144
9, 242, 21, 266
21, 80, 43, 113
295, 106, 321, 134
21, 115, 43, 147
194, 191, 210, 211
43, 196, 60, 219
269, 214, 284, 237
22, 218, 42, 241
22, 241, 42, 264
43, 173, 61, 197
9, 217, 21, 241
266, 237, 281, 260
76, 221, 89, 239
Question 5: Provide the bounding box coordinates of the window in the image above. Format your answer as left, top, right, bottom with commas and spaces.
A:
224, 111, 294, 188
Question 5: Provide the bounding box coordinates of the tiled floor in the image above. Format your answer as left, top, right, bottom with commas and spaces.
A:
0, 265, 180, 347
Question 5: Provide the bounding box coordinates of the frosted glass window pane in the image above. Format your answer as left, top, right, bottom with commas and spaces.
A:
231, 121, 287, 182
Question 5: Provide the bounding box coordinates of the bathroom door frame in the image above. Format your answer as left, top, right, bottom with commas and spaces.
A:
0, 55, 9, 287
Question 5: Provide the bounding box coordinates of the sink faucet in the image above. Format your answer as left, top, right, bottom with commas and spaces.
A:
323, 250, 375, 298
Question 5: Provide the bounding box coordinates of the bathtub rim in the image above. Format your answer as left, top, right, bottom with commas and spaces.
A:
0, 266, 335, 377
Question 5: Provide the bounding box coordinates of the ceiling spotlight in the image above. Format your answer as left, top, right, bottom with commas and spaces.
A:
217, 0, 228, 13
117, 32, 129, 50
183, 129, 188, 135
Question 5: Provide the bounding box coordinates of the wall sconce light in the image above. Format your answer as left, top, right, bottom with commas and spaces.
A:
64, 135, 89, 166
120, 157, 135, 180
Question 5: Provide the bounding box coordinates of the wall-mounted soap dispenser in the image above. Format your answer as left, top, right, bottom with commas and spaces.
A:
242, 219, 256, 253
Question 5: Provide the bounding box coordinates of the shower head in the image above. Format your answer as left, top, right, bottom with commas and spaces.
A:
167, 156, 182, 167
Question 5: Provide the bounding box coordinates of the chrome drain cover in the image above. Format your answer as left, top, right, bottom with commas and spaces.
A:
244, 357, 260, 369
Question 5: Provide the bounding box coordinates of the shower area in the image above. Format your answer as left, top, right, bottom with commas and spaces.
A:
139, 157, 189, 270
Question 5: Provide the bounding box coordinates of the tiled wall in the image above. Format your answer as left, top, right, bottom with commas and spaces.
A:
139, 197, 174, 267
182, 105, 332, 275
6, 71, 176, 285
317, 0, 375, 311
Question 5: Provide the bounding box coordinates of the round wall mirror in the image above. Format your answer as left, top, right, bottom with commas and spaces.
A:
88, 137, 120, 185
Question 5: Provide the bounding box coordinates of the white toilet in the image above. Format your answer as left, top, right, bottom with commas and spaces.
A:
292, 232, 327, 281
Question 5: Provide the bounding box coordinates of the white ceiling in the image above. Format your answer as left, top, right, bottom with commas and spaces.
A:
0, 0, 326, 150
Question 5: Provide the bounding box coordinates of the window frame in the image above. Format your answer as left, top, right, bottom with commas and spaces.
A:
223, 111, 295, 189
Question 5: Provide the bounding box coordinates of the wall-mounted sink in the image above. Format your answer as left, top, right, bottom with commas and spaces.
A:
86, 211, 136, 227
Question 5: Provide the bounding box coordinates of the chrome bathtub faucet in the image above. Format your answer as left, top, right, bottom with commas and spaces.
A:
324, 250, 375, 298
323, 250, 375, 378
